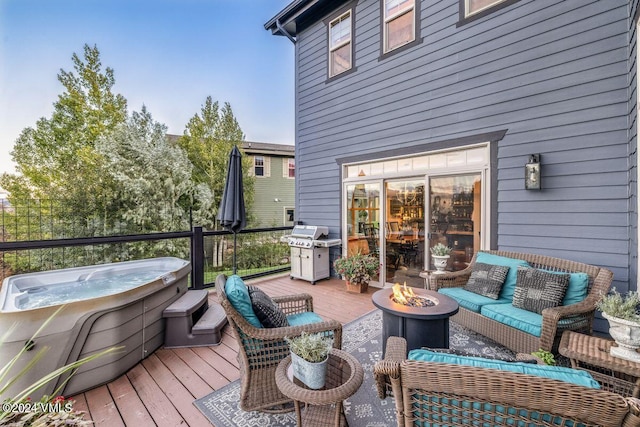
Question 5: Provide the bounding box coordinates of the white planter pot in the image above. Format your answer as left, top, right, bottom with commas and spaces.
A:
431, 255, 450, 274
603, 312, 640, 362
290, 351, 328, 389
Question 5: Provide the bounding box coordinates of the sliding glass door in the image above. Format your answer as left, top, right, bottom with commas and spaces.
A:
384, 179, 425, 287
345, 183, 381, 282
428, 173, 482, 272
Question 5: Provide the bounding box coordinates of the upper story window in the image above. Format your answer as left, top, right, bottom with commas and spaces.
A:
283, 158, 295, 178
383, 0, 415, 53
458, 0, 519, 26
253, 155, 270, 177
329, 11, 352, 78
466, 0, 507, 16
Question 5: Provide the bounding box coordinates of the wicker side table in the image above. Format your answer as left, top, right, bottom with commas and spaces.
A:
275, 349, 364, 427
559, 331, 640, 397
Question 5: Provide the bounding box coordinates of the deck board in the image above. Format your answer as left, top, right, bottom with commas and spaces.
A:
72, 275, 377, 426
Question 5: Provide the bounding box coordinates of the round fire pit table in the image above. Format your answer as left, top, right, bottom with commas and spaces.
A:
372, 287, 459, 354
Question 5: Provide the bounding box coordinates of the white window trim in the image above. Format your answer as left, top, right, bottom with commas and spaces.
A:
329, 10, 352, 78
383, 0, 415, 54
464, 0, 508, 18
253, 155, 270, 178
284, 207, 295, 225
283, 158, 295, 179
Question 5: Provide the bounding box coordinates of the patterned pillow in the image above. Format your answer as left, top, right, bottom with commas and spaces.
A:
247, 286, 289, 328
512, 267, 571, 314
464, 262, 510, 299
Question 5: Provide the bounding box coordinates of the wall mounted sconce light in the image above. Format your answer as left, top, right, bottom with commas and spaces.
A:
274, 198, 280, 202
525, 154, 541, 190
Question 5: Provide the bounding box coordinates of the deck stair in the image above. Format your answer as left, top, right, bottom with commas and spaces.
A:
162, 289, 227, 347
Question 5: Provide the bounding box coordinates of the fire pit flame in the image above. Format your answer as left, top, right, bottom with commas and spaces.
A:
392, 282, 436, 307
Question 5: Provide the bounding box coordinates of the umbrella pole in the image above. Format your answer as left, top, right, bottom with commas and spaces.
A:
233, 232, 237, 275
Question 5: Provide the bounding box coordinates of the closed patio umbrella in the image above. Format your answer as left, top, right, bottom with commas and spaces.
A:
217, 145, 246, 274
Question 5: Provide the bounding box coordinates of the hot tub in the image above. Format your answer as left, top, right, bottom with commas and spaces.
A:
0, 257, 190, 400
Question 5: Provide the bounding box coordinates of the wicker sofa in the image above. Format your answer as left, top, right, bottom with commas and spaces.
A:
429, 250, 614, 354
374, 336, 640, 427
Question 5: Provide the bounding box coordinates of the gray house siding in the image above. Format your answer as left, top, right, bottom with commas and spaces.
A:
272, 0, 634, 332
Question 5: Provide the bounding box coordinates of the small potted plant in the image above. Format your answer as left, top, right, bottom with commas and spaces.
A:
285, 332, 334, 389
430, 243, 452, 274
597, 289, 640, 362
333, 252, 379, 293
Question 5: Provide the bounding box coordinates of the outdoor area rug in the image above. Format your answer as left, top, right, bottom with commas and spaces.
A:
194, 309, 516, 426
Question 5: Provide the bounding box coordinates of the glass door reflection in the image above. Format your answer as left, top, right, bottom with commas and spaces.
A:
429, 174, 481, 272
384, 179, 425, 287
346, 183, 381, 282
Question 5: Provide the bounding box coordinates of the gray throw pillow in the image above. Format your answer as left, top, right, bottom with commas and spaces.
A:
512, 267, 570, 314
464, 262, 510, 299
247, 285, 289, 328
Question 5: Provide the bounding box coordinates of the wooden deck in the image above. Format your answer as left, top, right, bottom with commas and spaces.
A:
70, 275, 378, 426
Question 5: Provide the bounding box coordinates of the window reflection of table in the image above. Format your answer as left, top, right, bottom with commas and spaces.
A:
387, 238, 423, 266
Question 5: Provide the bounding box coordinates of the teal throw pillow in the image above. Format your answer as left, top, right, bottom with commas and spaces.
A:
541, 270, 589, 306
224, 275, 263, 328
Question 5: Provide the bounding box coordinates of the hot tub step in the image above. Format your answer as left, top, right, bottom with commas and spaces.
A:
193, 303, 226, 337
163, 289, 226, 347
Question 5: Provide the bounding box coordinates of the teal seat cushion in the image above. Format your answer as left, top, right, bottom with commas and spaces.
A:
439, 287, 510, 313
481, 303, 542, 337
224, 275, 263, 328
287, 312, 323, 326
476, 252, 531, 301
408, 349, 600, 388
541, 270, 589, 306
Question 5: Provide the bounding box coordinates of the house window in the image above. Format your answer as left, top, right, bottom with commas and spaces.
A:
329, 11, 352, 78
283, 158, 295, 178
254, 156, 270, 177
384, 0, 415, 53
458, 0, 520, 24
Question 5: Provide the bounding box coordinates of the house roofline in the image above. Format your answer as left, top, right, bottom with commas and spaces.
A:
265, 0, 348, 38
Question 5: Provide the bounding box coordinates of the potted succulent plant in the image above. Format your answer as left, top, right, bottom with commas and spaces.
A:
285, 332, 334, 389
333, 252, 379, 293
430, 243, 453, 274
597, 289, 640, 362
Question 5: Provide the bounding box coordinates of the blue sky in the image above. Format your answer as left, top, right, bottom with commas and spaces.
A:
0, 0, 295, 175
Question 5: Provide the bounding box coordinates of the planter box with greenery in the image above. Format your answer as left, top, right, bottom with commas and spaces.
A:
333, 252, 379, 293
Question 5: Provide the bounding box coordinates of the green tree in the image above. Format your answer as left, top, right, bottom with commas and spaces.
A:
1, 44, 126, 232
177, 97, 254, 228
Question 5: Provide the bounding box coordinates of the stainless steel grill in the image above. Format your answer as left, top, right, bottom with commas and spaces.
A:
284, 225, 341, 285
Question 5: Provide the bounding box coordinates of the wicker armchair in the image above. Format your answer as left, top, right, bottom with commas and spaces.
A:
429, 250, 614, 353
375, 337, 640, 427
215, 274, 343, 413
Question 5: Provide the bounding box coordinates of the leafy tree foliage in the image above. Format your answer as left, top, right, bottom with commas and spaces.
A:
177, 97, 254, 228
1, 44, 126, 208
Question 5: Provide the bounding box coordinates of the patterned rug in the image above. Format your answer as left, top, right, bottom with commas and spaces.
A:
194, 309, 516, 426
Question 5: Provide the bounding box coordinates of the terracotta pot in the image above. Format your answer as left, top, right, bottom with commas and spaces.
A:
346, 280, 368, 293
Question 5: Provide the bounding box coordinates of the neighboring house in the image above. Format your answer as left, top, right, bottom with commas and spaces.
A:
242, 141, 296, 227
166, 135, 295, 228
266, 0, 638, 331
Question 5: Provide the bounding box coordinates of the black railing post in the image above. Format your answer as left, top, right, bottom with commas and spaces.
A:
191, 226, 205, 289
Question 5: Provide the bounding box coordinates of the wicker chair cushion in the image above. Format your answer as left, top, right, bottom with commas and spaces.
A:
475, 252, 531, 300
439, 287, 510, 312
464, 262, 510, 299
247, 286, 289, 328
287, 312, 324, 326
512, 267, 570, 314
224, 275, 263, 328
408, 349, 600, 388
480, 303, 542, 336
